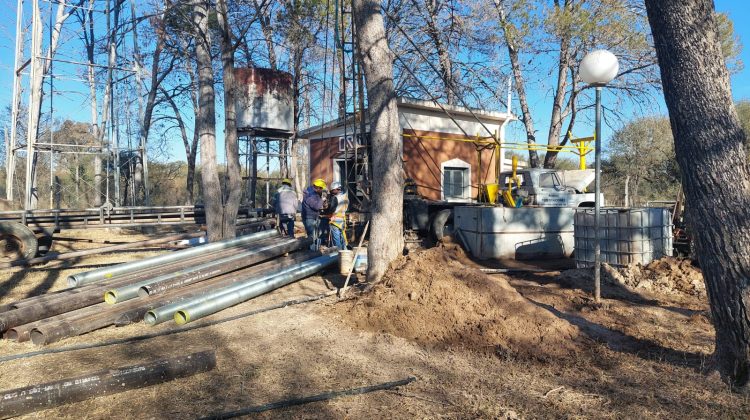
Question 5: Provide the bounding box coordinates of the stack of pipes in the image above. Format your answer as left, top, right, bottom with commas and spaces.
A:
0, 230, 337, 346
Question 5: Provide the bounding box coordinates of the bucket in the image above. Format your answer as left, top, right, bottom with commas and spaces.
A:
339, 250, 354, 275
485, 183, 499, 204
353, 248, 368, 273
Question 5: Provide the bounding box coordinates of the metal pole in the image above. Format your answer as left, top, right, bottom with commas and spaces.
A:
594, 86, 602, 303
24, 0, 42, 210
7, 0, 24, 202
265, 138, 270, 206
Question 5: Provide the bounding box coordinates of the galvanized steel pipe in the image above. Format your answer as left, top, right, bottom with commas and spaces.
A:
144, 253, 336, 326
174, 253, 338, 325
68, 229, 278, 287
103, 237, 299, 304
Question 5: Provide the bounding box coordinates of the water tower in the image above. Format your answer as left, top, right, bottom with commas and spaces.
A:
235, 68, 294, 207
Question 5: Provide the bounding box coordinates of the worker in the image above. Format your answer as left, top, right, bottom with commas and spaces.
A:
301, 178, 327, 245
272, 179, 299, 238
323, 181, 349, 250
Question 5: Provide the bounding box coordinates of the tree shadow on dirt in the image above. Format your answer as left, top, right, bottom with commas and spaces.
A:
514, 271, 705, 317
527, 297, 711, 372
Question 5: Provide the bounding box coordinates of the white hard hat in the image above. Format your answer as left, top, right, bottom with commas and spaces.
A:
330, 181, 342, 190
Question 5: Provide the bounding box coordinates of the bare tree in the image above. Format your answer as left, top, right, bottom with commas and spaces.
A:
352, 0, 404, 282
217, 0, 243, 239
191, 0, 222, 241
645, 0, 750, 390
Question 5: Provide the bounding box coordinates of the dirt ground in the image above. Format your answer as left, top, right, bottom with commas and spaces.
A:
0, 230, 748, 419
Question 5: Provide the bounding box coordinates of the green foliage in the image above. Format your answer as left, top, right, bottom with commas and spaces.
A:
736, 100, 750, 158
605, 116, 680, 205
716, 12, 744, 74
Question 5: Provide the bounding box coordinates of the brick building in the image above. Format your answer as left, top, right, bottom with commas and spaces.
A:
300, 98, 515, 202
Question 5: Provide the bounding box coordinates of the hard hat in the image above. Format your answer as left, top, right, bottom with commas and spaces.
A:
282, 178, 292, 185
330, 181, 341, 190
313, 179, 327, 189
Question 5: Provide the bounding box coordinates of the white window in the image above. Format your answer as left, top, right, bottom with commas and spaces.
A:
441, 158, 471, 202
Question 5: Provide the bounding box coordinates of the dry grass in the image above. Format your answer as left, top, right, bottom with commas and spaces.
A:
0, 231, 748, 418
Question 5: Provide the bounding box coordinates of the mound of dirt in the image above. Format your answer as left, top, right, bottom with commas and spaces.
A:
331, 244, 581, 359
616, 257, 705, 297
561, 257, 705, 298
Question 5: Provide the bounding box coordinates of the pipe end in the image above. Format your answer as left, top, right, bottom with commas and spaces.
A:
104, 291, 118, 305
67, 276, 78, 287
144, 311, 158, 325
30, 329, 45, 345
174, 310, 189, 325
137, 287, 150, 298
5, 329, 18, 341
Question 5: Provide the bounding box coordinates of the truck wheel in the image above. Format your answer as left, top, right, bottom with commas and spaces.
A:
429, 209, 453, 243
0, 222, 38, 261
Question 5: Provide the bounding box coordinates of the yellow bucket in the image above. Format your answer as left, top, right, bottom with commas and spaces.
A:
485, 183, 499, 204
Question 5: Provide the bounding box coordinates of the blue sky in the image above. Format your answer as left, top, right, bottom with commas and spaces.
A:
0, 0, 748, 165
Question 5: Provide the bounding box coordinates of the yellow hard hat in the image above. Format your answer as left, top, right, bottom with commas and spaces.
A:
313, 178, 327, 189
282, 178, 292, 185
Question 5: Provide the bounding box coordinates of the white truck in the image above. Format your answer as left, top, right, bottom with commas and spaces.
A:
498, 168, 600, 208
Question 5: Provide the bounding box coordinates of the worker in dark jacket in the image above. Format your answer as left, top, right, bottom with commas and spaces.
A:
272, 179, 299, 237
301, 179, 327, 244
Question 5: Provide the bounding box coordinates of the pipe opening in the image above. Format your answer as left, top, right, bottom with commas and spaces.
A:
30, 329, 45, 345
5, 330, 18, 341
174, 311, 189, 325
104, 291, 118, 304
137, 287, 150, 298
144, 311, 157, 325
67, 276, 78, 287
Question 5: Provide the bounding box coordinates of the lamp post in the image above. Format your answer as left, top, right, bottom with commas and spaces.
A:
579, 49, 619, 303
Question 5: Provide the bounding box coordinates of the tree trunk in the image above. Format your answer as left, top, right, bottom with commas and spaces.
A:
256, 0, 277, 70
217, 0, 242, 239
543, 0, 573, 169
352, 0, 404, 282
645, 0, 750, 390
192, 0, 223, 241
493, 0, 540, 168
82, 0, 102, 206
423, 0, 455, 105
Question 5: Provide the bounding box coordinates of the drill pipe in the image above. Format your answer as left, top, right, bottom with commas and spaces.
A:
8, 244, 250, 310
173, 253, 338, 325
4, 302, 109, 342
104, 237, 302, 304
0, 350, 216, 418
143, 252, 325, 325
0, 273, 165, 332
139, 238, 312, 297
67, 229, 279, 287
114, 251, 319, 325
26, 253, 319, 344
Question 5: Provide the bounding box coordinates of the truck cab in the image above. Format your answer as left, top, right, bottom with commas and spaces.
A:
499, 168, 600, 207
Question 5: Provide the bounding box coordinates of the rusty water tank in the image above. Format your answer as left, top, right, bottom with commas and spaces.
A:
235, 67, 293, 134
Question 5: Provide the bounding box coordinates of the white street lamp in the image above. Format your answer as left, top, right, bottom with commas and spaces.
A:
579, 49, 618, 303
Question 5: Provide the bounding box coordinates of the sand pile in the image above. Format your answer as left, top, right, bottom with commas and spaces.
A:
561, 257, 705, 298
332, 244, 581, 359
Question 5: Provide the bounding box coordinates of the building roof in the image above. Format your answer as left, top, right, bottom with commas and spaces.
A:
299, 97, 514, 139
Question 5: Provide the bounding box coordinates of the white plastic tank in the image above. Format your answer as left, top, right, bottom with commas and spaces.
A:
235, 67, 293, 133
574, 207, 673, 268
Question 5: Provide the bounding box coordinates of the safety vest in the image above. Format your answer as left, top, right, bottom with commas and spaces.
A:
330, 193, 349, 227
